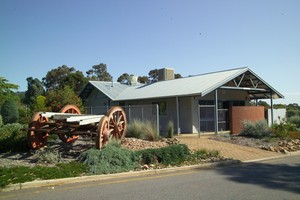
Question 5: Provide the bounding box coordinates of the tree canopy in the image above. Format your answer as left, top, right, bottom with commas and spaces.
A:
117, 73, 130, 83
1, 98, 19, 124
42, 65, 75, 91
45, 86, 83, 112
42, 65, 87, 93
0, 77, 19, 106
24, 77, 45, 107
86, 63, 112, 81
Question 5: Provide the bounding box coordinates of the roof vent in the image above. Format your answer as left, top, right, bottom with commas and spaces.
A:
128, 75, 138, 85
158, 68, 174, 81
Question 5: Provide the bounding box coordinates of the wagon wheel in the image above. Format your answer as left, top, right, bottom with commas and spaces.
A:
106, 106, 127, 141
96, 116, 112, 149
27, 112, 49, 149
58, 105, 81, 143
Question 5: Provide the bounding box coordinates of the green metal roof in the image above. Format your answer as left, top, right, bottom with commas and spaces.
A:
79, 67, 284, 101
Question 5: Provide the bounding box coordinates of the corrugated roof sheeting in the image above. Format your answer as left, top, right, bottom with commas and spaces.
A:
80, 67, 284, 101
116, 67, 246, 100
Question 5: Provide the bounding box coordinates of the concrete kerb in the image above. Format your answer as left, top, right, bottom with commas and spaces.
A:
243, 150, 300, 163
0, 160, 241, 192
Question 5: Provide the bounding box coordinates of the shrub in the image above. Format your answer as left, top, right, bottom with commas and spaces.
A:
1, 99, 19, 124
78, 144, 140, 174
0, 123, 28, 152
34, 147, 62, 164
126, 119, 144, 139
126, 119, 158, 141
190, 149, 220, 161
272, 121, 297, 139
286, 109, 299, 118
167, 120, 174, 138
138, 144, 191, 166
0, 115, 3, 127
240, 120, 272, 139
288, 115, 300, 128
143, 120, 159, 141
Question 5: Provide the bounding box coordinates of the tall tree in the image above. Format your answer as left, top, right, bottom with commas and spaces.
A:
148, 69, 158, 83
117, 73, 130, 83
24, 77, 45, 107
86, 63, 112, 81
138, 76, 148, 84
175, 73, 182, 79
63, 71, 88, 94
43, 65, 75, 91
0, 77, 19, 106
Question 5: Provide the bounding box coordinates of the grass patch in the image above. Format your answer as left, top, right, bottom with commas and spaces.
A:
0, 161, 87, 188
126, 119, 159, 141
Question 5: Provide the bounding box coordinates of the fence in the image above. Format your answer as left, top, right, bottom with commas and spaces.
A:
84, 104, 160, 134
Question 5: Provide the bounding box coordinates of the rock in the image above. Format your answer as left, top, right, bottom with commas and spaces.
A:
269, 146, 275, 152
142, 164, 149, 170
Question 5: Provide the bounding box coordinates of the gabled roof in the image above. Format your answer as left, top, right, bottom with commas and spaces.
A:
79, 67, 284, 101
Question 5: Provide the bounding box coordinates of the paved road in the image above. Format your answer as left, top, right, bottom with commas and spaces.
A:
1, 155, 300, 200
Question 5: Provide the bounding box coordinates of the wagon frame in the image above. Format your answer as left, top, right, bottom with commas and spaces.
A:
26, 105, 127, 149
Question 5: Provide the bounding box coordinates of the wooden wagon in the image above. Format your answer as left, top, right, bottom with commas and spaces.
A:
26, 105, 127, 149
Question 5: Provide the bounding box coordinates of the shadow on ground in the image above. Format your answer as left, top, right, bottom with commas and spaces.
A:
215, 160, 300, 194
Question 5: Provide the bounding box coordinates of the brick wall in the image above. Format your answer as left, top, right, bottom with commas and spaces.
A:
230, 106, 265, 134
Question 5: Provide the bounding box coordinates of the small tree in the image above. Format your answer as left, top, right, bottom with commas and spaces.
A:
33, 95, 49, 112
46, 86, 83, 112
1, 99, 19, 124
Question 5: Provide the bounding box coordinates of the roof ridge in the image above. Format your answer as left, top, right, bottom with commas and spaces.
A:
186, 66, 249, 78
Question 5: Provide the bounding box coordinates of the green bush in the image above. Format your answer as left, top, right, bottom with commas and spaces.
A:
167, 120, 174, 138
1, 99, 19, 124
240, 120, 272, 139
78, 144, 140, 174
126, 119, 158, 141
0, 123, 28, 152
288, 115, 300, 128
286, 109, 299, 118
190, 149, 220, 161
0, 115, 3, 127
272, 121, 297, 139
138, 144, 191, 166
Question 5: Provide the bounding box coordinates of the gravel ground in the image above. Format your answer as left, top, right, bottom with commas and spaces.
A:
210, 134, 281, 149
0, 137, 170, 168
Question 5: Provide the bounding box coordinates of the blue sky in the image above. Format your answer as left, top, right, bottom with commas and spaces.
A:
1, 0, 299, 105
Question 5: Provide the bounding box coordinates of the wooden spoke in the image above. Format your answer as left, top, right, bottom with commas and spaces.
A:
27, 112, 49, 149
96, 116, 111, 149
58, 105, 81, 143
106, 106, 127, 141
59, 104, 81, 114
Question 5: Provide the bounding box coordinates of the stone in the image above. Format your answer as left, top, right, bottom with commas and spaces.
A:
142, 164, 149, 170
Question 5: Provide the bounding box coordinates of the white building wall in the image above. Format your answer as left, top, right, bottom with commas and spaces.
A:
267, 108, 286, 126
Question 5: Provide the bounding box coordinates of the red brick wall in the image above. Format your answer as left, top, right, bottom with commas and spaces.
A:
230, 106, 265, 134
